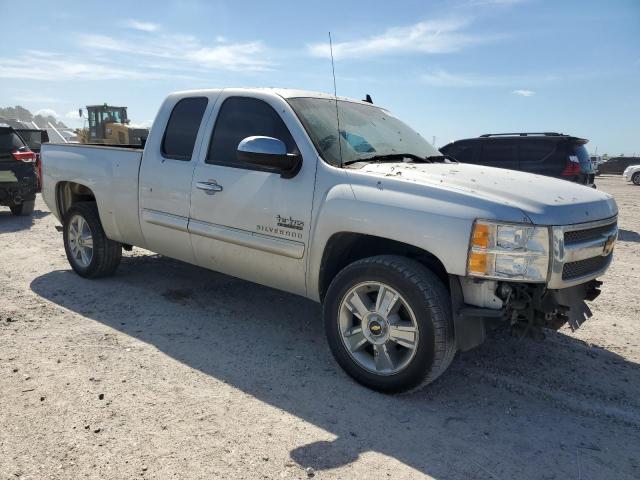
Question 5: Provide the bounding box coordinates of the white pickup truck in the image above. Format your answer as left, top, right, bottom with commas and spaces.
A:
42, 88, 618, 392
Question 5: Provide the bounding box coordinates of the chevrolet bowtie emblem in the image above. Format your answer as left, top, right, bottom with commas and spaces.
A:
602, 234, 616, 256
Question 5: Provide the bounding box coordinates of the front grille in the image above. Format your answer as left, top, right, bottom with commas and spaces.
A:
564, 221, 617, 245
562, 256, 610, 280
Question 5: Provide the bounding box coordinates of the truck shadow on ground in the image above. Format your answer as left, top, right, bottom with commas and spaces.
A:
618, 229, 640, 243
30, 254, 640, 479
0, 209, 49, 233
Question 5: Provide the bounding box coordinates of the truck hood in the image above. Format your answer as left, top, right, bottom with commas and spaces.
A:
357, 162, 617, 225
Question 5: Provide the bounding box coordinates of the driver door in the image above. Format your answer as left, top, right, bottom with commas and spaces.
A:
188, 94, 317, 296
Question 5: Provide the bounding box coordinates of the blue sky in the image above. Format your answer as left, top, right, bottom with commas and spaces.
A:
1, 0, 638, 155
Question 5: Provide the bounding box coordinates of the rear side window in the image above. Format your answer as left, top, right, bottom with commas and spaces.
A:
518, 141, 556, 164
207, 97, 296, 167
0, 129, 25, 153
161, 97, 208, 161
480, 143, 517, 164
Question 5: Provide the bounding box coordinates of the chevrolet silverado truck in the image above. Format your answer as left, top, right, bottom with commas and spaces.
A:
41, 89, 618, 392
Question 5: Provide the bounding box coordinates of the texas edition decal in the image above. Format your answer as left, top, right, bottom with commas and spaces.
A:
256, 215, 304, 239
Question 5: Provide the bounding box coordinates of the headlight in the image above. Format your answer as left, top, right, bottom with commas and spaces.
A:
467, 220, 550, 281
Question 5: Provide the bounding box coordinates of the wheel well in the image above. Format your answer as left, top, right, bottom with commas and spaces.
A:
56, 181, 96, 218
318, 232, 449, 301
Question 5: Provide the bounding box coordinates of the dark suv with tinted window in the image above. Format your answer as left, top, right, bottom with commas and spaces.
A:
0, 125, 37, 215
440, 132, 595, 187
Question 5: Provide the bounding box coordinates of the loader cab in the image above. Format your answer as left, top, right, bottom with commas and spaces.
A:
87, 105, 128, 142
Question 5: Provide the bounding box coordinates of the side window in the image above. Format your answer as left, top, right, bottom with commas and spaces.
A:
161, 97, 208, 161
207, 97, 297, 167
480, 143, 517, 166
519, 141, 556, 164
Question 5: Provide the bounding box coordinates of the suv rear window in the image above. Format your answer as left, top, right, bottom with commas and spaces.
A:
0, 128, 25, 154
16, 130, 46, 152
161, 97, 208, 161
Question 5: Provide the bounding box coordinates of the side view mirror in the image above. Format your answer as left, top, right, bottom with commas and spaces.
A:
237, 136, 302, 179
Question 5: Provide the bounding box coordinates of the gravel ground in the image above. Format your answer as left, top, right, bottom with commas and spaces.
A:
1, 175, 639, 480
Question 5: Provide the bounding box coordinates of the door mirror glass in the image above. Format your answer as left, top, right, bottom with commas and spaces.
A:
237, 136, 302, 178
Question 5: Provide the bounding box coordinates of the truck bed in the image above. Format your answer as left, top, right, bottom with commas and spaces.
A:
41, 143, 146, 248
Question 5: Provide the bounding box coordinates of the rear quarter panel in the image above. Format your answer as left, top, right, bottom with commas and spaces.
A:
42, 143, 146, 247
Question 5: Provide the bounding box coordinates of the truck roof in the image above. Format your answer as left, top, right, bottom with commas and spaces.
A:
167, 88, 377, 106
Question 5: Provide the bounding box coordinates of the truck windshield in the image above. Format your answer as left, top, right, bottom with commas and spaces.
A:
287, 97, 439, 167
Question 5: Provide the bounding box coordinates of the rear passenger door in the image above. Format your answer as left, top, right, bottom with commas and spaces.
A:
139, 95, 218, 263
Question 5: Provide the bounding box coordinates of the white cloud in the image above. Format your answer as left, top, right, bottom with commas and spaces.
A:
421, 69, 559, 90
11, 93, 59, 103
123, 19, 160, 32
80, 32, 272, 71
422, 70, 504, 87
35, 108, 59, 118
0, 53, 196, 81
66, 110, 81, 119
513, 89, 535, 96
308, 19, 492, 59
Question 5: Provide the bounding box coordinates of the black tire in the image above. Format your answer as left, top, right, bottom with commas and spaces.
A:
323, 255, 456, 393
63, 202, 122, 278
633, 172, 640, 186
10, 199, 35, 216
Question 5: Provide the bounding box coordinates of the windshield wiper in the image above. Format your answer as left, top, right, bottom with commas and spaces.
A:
343, 153, 429, 166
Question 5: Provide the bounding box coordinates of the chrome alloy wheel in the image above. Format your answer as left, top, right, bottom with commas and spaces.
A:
338, 282, 419, 375
67, 214, 94, 267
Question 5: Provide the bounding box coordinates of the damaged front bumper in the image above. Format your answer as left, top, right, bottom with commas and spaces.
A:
450, 276, 603, 351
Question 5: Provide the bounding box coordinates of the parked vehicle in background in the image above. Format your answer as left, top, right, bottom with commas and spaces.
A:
42, 89, 618, 393
598, 157, 640, 175
440, 132, 596, 187
622, 165, 640, 185
15, 128, 49, 192
0, 125, 37, 215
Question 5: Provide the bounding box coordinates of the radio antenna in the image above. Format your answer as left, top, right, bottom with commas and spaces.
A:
329, 32, 344, 168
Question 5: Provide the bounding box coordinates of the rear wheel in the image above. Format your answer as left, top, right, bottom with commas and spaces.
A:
63, 202, 122, 278
633, 172, 640, 185
323, 255, 456, 393
10, 199, 34, 216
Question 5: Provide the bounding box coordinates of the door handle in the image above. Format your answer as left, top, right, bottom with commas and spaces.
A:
196, 181, 223, 195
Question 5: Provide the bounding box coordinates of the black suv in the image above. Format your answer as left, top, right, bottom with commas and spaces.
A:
0, 125, 37, 215
440, 132, 595, 187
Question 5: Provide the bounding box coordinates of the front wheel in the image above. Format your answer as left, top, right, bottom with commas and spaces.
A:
323, 255, 456, 393
63, 202, 122, 278
633, 172, 640, 185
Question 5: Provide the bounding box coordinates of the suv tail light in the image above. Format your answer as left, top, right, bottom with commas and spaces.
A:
561, 157, 581, 176
12, 147, 36, 163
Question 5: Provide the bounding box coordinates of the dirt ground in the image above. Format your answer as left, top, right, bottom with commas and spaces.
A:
1, 175, 638, 480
